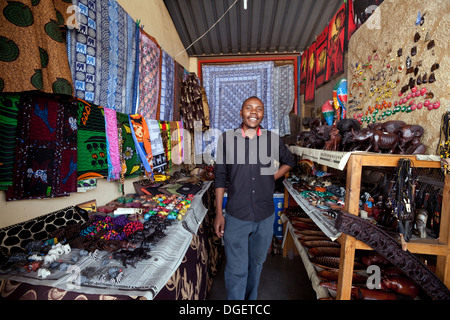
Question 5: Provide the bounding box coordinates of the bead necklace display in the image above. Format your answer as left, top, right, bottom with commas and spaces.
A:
144, 193, 195, 221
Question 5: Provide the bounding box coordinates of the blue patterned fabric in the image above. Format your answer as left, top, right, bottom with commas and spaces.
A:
273, 64, 294, 137
160, 50, 175, 121
68, 0, 137, 113
202, 62, 274, 133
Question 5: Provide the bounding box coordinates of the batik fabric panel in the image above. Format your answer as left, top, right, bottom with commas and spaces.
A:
273, 65, 294, 137
116, 112, 141, 177
103, 108, 120, 181
146, 119, 167, 174
76, 98, 108, 180
0, 94, 21, 190
138, 29, 162, 120
0, 0, 73, 94
325, 2, 346, 82
202, 62, 274, 133
129, 114, 154, 179
305, 42, 316, 103
68, 0, 106, 104
6, 92, 78, 200
160, 50, 175, 121
315, 25, 328, 88
106, 0, 137, 113
67, 0, 137, 113
172, 61, 185, 121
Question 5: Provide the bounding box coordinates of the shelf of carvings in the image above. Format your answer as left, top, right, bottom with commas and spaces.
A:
286, 146, 450, 300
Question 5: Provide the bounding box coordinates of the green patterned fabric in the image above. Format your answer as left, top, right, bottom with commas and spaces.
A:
76, 98, 108, 180
116, 111, 141, 177
0, 93, 20, 189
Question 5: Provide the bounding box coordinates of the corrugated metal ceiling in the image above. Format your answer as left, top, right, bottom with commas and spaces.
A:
163, 0, 344, 56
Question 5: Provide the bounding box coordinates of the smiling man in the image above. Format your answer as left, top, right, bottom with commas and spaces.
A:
214, 96, 296, 300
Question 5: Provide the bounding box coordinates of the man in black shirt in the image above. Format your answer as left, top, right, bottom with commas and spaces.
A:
214, 96, 296, 300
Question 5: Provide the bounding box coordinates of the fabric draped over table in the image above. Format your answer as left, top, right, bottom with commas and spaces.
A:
138, 29, 162, 120
6, 92, 78, 200
67, 0, 138, 114
76, 98, 108, 180
0, 0, 74, 95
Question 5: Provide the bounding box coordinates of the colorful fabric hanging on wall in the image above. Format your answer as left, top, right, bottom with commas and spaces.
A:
67, 0, 138, 114
0, 0, 73, 95
0, 94, 21, 190
315, 26, 329, 88
116, 112, 141, 177
305, 42, 316, 103
202, 62, 274, 132
6, 92, 78, 200
76, 98, 108, 180
103, 108, 121, 181
146, 119, 167, 174
160, 51, 175, 121
129, 114, 154, 179
138, 29, 162, 120
325, 2, 346, 82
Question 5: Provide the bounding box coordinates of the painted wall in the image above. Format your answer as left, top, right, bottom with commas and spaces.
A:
0, 0, 189, 228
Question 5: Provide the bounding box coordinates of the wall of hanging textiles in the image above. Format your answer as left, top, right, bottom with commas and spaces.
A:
346, 0, 450, 155
0, 0, 195, 229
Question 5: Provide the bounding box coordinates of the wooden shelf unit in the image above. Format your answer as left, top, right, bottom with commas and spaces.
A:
285, 147, 450, 300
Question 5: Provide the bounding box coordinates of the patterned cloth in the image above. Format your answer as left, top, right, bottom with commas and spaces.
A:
67, 0, 137, 113
76, 98, 108, 180
138, 29, 162, 120
129, 114, 154, 179
103, 108, 121, 181
202, 62, 274, 133
160, 50, 175, 121
273, 64, 294, 137
0, 94, 20, 190
0, 0, 73, 94
116, 112, 141, 177
146, 119, 167, 173
6, 92, 78, 200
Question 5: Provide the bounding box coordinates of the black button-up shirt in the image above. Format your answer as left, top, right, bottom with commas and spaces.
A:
214, 126, 296, 222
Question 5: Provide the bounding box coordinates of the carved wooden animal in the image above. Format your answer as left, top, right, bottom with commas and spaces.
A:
351, 128, 399, 153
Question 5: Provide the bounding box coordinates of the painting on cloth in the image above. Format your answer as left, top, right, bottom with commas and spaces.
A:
315, 26, 328, 88
305, 42, 316, 103
325, 2, 346, 82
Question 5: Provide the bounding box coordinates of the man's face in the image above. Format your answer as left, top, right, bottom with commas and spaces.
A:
240, 98, 264, 130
